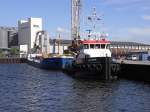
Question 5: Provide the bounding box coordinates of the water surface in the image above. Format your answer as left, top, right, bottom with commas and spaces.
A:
0, 64, 150, 112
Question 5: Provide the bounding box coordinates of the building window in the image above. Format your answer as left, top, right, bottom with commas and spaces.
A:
21, 26, 28, 29
33, 25, 39, 28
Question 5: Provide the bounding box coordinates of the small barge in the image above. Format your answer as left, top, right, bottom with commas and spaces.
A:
27, 54, 73, 70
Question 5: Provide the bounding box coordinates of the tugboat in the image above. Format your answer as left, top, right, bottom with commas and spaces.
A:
70, 8, 115, 79
72, 33, 112, 79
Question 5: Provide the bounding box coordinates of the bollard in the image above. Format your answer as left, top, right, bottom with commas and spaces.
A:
105, 55, 111, 80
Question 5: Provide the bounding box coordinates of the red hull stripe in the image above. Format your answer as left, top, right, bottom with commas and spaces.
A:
80, 40, 110, 44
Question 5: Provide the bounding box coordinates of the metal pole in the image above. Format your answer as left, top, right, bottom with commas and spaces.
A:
58, 34, 60, 54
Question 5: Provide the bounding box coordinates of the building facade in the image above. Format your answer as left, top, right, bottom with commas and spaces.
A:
0, 27, 17, 48
0, 28, 8, 48
49, 39, 70, 55
8, 30, 18, 48
18, 18, 42, 52
110, 41, 150, 57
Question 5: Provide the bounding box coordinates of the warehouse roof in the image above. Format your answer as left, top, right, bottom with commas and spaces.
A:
50, 39, 150, 46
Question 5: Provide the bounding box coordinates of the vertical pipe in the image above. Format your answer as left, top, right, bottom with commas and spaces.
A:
53, 39, 56, 54
58, 34, 60, 54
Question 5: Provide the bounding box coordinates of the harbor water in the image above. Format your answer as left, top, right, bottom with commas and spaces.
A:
0, 64, 150, 112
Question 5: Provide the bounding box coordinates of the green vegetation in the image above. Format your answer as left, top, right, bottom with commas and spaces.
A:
10, 48, 19, 56
0, 49, 4, 57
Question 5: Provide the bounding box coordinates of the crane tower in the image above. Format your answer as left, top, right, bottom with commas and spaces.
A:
71, 0, 81, 42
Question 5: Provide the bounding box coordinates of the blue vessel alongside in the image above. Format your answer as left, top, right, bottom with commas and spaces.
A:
41, 57, 73, 69
27, 55, 74, 70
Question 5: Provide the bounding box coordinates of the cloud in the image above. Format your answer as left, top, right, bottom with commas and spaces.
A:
142, 15, 150, 21
103, 0, 142, 6
109, 27, 150, 44
56, 27, 71, 40
126, 27, 150, 44
143, 6, 150, 10
56, 27, 69, 33
101, 0, 150, 11
128, 27, 150, 37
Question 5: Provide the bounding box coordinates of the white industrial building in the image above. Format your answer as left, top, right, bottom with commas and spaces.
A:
18, 17, 70, 55
49, 39, 69, 55
18, 17, 42, 53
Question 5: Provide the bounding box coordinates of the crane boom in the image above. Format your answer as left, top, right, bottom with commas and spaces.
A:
68, 0, 82, 54
33, 31, 50, 54
71, 0, 81, 42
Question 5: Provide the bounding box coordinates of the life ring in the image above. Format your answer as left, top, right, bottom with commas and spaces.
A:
87, 64, 91, 69
81, 64, 86, 69
89, 64, 94, 71
116, 64, 120, 72
78, 65, 82, 69
96, 64, 102, 71
111, 64, 116, 72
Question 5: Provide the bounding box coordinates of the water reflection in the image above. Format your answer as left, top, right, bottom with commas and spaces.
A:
0, 64, 150, 112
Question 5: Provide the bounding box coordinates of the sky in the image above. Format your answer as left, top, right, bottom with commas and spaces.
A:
0, 0, 150, 44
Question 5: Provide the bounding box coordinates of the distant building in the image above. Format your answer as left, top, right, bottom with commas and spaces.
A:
18, 17, 42, 52
48, 39, 150, 55
110, 41, 150, 50
49, 39, 71, 54
126, 51, 150, 61
110, 41, 150, 56
8, 30, 18, 48
0, 27, 18, 48
0, 27, 8, 48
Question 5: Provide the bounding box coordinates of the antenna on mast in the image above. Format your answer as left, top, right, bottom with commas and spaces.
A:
87, 7, 101, 32
86, 29, 92, 38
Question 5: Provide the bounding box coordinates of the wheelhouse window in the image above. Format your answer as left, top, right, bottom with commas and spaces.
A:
84, 44, 89, 49
101, 44, 106, 49
90, 44, 94, 49
95, 44, 100, 49
106, 44, 109, 49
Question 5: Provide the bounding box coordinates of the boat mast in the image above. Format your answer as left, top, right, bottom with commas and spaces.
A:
87, 7, 101, 39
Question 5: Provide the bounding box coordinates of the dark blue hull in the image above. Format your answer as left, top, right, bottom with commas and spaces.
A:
27, 57, 73, 70
41, 57, 73, 69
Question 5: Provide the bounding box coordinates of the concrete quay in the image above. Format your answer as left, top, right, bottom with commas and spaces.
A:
115, 59, 150, 81
116, 59, 150, 65
0, 58, 26, 64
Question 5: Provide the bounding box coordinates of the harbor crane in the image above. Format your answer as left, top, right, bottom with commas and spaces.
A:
71, 0, 81, 45
70, 0, 82, 53
33, 31, 50, 56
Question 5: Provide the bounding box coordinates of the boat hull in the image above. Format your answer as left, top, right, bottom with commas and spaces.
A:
66, 57, 113, 79
27, 57, 74, 70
